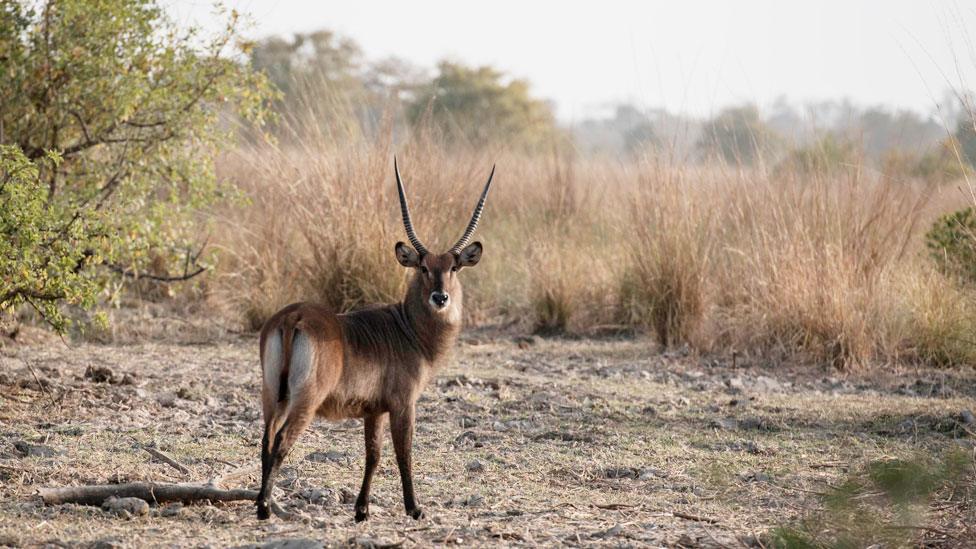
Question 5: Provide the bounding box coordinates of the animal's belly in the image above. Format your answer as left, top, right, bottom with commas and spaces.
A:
316, 395, 379, 420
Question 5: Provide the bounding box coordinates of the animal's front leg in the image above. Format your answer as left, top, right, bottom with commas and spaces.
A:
390, 403, 424, 519
355, 412, 387, 522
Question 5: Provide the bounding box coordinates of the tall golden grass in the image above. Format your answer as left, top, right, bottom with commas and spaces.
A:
209, 106, 976, 370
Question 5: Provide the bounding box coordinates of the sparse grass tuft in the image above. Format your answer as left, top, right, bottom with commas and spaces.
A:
769, 450, 973, 548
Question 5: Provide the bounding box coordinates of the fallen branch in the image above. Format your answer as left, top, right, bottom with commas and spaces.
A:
672, 511, 720, 524
144, 447, 191, 476
37, 482, 309, 523
593, 502, 640, 510
38, 482, 255, 506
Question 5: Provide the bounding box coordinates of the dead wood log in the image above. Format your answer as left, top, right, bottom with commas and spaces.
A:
37, 482, 306, 522
37, 482, 256, 506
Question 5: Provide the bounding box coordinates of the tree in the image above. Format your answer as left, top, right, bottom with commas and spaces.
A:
0, 0, 269, 330
250, 30, 365, 110
954, 117, 976, 167
406, 61, 559, 149
777, 134, 860, 176
696, 105, 779, 164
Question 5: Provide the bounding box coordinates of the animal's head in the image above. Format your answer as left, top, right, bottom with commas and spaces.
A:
393, 157, 493, 316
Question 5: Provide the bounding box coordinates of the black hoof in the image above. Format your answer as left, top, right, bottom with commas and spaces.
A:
355, 507, 370, 522
408, 507, 425, 520
257, 501, 271, 520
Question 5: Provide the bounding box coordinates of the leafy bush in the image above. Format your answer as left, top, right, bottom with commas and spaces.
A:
926, 207, 976, 283
0, 146, 103, 331
0, 0, 269, 329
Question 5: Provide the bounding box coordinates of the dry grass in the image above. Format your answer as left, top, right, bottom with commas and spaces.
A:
205, 107, 976, 369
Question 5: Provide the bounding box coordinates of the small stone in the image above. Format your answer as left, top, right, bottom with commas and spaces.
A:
18, 374, 51, 391
260, 539, 324, 549
156, 392, 177, 408
592, 525, 623, 538
85, 365, 115, 383
453, 431, 480, 448
339, 487, 356, 504
299, 488, 338, 506
740, 471, 771, 483
118, 373, 137, 386
466, 460, 484, 472
514, 335, 539, 349
739, 417, 767, 430
642, 406, 657, 417
102, 496, 149, 517
89, 540, 124, 549
463, 493, 484, 507
13, 441, 59, 458
753, 375, 782, 393
459, 416, 478, 428
305, 450, 346, 464
709, 418, 738, 430
604, 466, 639, 479
638, 468, 666, 480
160, 503, 183, 517
726, 377, 747, 393
960, 410, 975, 425
176, 386, 204, 402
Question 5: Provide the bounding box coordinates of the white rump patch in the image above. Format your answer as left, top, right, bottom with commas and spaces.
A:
288, 331, 314, 393
262, 329, 283, 395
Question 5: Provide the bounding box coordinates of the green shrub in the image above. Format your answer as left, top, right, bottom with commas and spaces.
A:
926, 207, 976, 283
0, 146, 102, 331
0, 0, 270, 330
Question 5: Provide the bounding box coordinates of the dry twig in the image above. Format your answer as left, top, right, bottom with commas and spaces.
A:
673, 511, 720, 524
144, 447, 191, 476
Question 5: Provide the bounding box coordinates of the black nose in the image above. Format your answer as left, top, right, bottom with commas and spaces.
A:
431, 292, 449, 307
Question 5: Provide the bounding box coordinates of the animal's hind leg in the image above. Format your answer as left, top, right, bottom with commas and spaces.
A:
256, 404, 317, 519
256, 424, 274, 519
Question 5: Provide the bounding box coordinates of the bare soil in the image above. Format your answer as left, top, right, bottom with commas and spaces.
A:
1, 331, 974, 547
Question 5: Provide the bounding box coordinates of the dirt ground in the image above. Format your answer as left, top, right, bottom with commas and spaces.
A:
1, 329, 974, 548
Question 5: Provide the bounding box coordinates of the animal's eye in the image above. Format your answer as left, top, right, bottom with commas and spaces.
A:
451, 266, 459, 273
420, 266, 429, 275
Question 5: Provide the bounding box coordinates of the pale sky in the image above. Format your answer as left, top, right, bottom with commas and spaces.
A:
166, 0, 976, 122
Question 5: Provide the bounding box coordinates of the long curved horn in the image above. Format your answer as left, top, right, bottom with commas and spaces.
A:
395, 156, 428, 256
449, 164, 495, 255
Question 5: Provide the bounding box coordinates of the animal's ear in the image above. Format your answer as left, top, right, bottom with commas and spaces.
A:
395, 242, 421, 268
456, 241, 483, 268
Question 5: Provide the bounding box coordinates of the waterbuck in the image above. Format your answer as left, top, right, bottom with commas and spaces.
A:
256, 158, 494, 522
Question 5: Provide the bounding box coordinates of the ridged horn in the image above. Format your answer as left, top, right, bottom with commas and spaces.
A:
395, 156, 428, 256
449, 165, 495, 255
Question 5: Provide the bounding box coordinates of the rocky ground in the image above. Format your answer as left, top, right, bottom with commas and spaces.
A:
0, 332, 974, 547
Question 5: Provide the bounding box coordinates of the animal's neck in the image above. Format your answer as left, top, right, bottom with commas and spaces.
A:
400, 279, 462, 364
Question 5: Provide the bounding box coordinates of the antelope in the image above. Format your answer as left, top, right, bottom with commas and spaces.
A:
256, 158, 494, 522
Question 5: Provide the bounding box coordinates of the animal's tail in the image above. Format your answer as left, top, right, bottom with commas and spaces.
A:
278, 318, 297, 403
